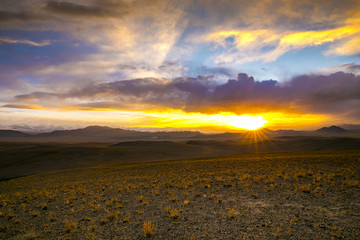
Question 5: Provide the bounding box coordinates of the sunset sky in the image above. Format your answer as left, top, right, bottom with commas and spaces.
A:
1, 0, 360, 132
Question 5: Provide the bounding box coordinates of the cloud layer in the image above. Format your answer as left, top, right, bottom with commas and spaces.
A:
4, 72, 360, 120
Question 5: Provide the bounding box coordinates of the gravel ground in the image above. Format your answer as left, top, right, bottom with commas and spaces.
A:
0, 150, 359, 239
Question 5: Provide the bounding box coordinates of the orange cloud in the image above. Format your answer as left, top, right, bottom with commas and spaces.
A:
203, 20, 360, 64
1, 104, 44, 110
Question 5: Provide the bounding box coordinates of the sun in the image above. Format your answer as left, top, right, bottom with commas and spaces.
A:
227, 115, 268, 130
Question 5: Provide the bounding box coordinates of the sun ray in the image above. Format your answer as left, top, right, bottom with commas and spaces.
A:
240, 128, 274, 153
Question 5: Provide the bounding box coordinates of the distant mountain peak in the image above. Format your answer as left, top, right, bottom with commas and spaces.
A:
316, 125, 348, 133
82, 125, 118, 131
84, 125, 113, 129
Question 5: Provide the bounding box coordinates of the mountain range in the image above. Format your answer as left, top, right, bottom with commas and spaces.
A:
0, 125, 359, 142
1, 125, 360, 180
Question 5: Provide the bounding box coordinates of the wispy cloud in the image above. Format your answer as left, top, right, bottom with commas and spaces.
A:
1, 0, 358, 80
324, 63, 360, 75
0, 37, 50, 46
198, 23, 360, 65
1, 104, 44, 110
0, 10, 34, 22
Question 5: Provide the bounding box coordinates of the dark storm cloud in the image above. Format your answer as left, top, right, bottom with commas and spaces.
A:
0, 10, 33, 22
158, 60, 180, 70
286, 72, 360, 117
65, 77, 213, 108
9, 71, 360, 117
45, 1, 128, 18
15, 92, 59, 101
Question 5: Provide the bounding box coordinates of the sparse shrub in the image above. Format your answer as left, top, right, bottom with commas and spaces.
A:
165, 207, 180, 219
298, 184, 311, 193
138, 195, 144, 202
136, 210, 144, 215
123, 214, 130, 223
345, 179, 359, 187
31, 211, 40, 217
273, 228, 281, 238
6, 211, 14, 220
107, 212, 117, 221
253, 175, 264, 183
92, 204, 100, 212
188, 234, 196, 240
153, 189, 160, 196
49, 212, 57, 222
40, 203, 48, 210
143, 221, 156, 237
64, 220, 77, 233
263, 221, 271, 229
239, 174, 251, 181
227, 207, 237, 219
100, 218, 108, 225
313, 174, 322, 183
169, 208, 180, 218
215, 176, 225, 182
169, 193, 178, 202
294, 169, 307, 180
89, 224, 97, 232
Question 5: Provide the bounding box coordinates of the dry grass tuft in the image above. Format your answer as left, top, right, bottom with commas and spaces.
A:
143, 221, 156, 237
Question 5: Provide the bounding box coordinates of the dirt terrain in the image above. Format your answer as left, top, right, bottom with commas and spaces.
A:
1, 136, 360, 181
0, 150, 359, 239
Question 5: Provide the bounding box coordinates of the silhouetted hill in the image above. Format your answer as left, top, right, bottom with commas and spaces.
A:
37, 125, 140, 138
272, 129, 306, 136
1, 125, 360, 143
0, 130, 29, 138
315, 125, 348, 133
34, 125, 204, 141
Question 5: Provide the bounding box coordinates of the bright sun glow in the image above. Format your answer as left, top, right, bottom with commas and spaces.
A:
144, 111, 269, 131
5, 109, 329, 131
226, 115, 268, 130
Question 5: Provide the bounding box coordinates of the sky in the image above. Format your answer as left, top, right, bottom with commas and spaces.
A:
0, 0, 360, 132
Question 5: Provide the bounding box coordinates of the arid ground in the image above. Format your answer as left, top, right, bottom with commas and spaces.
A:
1, 149, 359, 239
